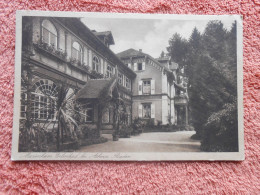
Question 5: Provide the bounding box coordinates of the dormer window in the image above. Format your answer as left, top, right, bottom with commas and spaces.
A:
72, 42, 83, 63
93, 56, 100, 71
42, 20, 57, 48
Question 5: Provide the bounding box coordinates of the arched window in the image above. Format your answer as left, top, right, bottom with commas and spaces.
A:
42, 20, 58, 48
32, 79, 58, 120
93, 56, 100, 71
72, 42, 83, 63
106, 64, 114, 78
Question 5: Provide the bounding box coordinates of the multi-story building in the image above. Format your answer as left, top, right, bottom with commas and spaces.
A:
21, 16, 136, 133
117, 49, 188, 125
21, 16, 188, 136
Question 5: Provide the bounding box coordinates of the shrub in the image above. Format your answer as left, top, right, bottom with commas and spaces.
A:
200, 101, 238, 152
132, 118, 145, 135
80, 125, 100, 139
119, 124, 133, 138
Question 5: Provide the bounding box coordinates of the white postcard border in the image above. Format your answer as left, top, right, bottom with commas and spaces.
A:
12, 10, 244, 161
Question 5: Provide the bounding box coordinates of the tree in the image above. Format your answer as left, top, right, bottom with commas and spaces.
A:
167, 21, 239, 151
167, 33, 188, 68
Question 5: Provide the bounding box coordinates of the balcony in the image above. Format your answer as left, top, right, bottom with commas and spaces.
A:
174, 94, 188, 105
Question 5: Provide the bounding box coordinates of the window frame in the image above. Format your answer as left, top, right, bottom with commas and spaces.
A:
142, 80, 151, 95
71, 41, 83, 64
41, 19, 58, 49
85, 104, 94, 123
143, 104, 151, 119
31, 79, 58, 121
92, 56, 100, 72
137, 63, 143, 71
106, 64, 114, 78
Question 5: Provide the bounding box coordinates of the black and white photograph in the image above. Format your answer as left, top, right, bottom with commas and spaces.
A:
12, 11, 244, 161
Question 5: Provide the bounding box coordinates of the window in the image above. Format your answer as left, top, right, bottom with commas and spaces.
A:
102, 108, 114, 124
85, 104, 94, 122
32, 79, 58, 120
93, 56, 100, 71
72, 42, 83, 63
42, 19, 57, 48
138, 63, 143, 71
143, 80, 151, 94
125, 77, 131, 90
118, 73, 123, 85
143, 104, 151, 118
106, 65, 114, 78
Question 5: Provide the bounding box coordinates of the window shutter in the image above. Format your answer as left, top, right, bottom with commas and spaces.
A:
138, 104, 143, 118
151, 104, 155, 118
134, 63, 137, 71
142, 62, 145, 70
138, 81, 143, 95
151, 80, 155, 94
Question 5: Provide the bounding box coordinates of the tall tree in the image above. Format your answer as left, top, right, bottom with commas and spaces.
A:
167, 21, 238, 151
167, 33, 188, 69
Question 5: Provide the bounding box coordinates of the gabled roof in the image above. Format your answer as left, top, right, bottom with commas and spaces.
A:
117, 48, 172, 73
92, 30, 115, 45
117, 48, 147, 59
76, 77, 117, 100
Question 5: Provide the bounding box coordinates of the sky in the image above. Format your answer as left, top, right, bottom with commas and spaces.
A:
81, 18, 234, 58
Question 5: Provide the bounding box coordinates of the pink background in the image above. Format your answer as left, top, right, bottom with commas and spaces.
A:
0, 0, 259, 194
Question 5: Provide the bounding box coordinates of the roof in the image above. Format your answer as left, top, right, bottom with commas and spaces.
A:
76, 77, 117, 100
156, 55, 171, 62
92, 30, 115, 45
117, 48, 147, 59
117, 48, 172, 73
55, 18, 136, 78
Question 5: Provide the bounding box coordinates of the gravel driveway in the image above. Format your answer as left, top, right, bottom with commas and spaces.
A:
77, 131, 201, 152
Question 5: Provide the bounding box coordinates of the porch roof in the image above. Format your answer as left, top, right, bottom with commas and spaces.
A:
76, 77, 117, 100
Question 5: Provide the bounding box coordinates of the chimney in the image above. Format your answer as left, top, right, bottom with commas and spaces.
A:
139, 49, 142, 52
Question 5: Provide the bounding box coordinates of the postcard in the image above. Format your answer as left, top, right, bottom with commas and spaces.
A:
12, 11, 244, 161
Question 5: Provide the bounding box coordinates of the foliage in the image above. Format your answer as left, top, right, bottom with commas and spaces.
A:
167, 20, 238, 151
80, 125, 100, 139
34, 41, 67, 60
201, 100, 238, 151
167, 33, 188, 68
119, 124, 133, 138
132, 118, 145, 135
19, 121, 48, 152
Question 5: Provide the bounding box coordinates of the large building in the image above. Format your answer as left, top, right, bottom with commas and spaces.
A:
117, 49, 188, 125
20, 16, 188, 137
21, 16, 135, 134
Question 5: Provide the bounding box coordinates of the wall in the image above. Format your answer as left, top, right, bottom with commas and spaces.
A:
131, 57, 163, 96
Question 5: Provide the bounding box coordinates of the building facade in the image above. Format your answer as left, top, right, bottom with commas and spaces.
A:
21, 16, 135, 133
117, 49, 188, 126
21, 16, 188, 137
